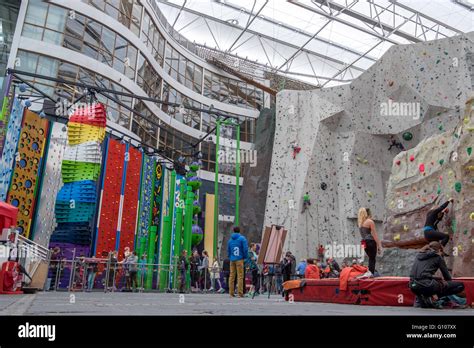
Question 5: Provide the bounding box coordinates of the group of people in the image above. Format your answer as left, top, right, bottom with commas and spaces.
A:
357, 199, 467, 309
49, 246, 145, 292
47, 197, 466, 308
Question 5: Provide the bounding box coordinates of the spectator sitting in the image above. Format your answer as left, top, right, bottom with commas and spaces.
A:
304, 259, 320, 279
296, 258, 307, 279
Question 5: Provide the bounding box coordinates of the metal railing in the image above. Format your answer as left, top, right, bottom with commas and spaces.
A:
45, 256, 284, 296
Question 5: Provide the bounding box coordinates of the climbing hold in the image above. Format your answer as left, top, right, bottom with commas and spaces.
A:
403, 224, 409, 232
395, 160, 401, 165
438, 124, 444, 131
320, 182, 327, 190
19, 84, 27, 92
467, 147, 472, 156
409, 155, 415, 162
393, 234, 401, 241
388, 80, 394, 87
439, 159, 444, 165
419, 164, 425, 173
402, 132, 413, 141
470, 212, 474, 221
367, 191, 373, 198
454, 182, 462, 193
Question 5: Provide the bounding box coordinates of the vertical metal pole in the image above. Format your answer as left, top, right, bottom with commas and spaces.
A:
172, 183, 185, 289
68, 249, 76, 292
213, 119, 220, 259
183, 186, 194, 289
146, 226, 157, 289
235, 123, 240, 226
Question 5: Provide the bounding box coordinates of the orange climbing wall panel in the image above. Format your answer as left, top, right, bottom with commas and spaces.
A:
95, 138, 125, 257
118, 145, 142, 256
7, 110, 49, 238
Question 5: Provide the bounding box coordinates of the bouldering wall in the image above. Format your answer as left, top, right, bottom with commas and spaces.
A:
239, 107, 275, 244
264, 32, 474, 264
383, 97, 474, 276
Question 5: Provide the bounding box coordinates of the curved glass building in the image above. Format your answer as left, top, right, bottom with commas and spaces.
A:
6, 0, 270, 183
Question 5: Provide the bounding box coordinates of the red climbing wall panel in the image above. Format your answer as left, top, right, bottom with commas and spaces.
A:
95, 138, 125, 257
118, 146, 142, 257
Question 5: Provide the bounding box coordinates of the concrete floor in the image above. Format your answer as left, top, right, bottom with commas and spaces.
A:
0, 292, 473, 315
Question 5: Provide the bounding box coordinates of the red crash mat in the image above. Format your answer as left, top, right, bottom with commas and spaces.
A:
359, 277, 415, 307
287, 278, 360, 305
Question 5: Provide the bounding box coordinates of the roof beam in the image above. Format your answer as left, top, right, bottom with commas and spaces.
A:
158, 0, 367, 73
215, 0, 378, 62
227, 0, 268, 52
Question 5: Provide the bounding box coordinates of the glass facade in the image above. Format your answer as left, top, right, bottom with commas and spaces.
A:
0, 0, 21, 88
15, 50, 132, 129
14, 0, 259, 175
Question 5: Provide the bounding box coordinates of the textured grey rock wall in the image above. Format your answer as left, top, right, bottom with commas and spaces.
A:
263, 32, 474, 269
239, 107, 276, 244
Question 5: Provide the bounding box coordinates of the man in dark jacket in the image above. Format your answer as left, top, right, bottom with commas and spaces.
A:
409, 241, 465, 308
227, 226, 248, 297
222, 258, 230, 293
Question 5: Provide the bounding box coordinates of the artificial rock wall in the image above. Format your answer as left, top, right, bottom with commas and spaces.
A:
264, 32, 474, 263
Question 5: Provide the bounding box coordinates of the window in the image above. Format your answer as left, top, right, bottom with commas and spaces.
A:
25, 1, 48, 26
45, 5, 66, 32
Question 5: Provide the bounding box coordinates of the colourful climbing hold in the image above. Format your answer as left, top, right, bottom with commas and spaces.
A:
409, 155, 415, 162
467, 147, 472, 156
438, 124, 444, 131
394, 234, 401, 241
470, 212, 474, 221
367, 191, 373, 198
403, 225, 409, 232
419, 163, 425, 173
454, 182, 462, 193
403, 132, 413, 141
439, 159, 444, 165
395, 160, 401, 165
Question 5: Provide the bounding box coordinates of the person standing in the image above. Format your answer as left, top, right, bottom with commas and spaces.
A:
222, 258, 230, 293
227, 226, 248, 298
246, 243, 260, 296
128, 251, 139, 292
86, 258, 98, 292
210, 258, 223, 292
178, 250, 189, 293
190, 250, 201, 290
199, 250, 211, 290
49, 247, 63, 291
358, 207, 382, 276
423, 199, 453, 246
281, 251, 295, 283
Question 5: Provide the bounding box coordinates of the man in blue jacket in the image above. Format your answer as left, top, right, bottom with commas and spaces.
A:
227, 226, 248, 297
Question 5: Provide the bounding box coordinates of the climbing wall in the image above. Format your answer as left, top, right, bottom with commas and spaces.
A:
384, 97, 474, 276
118, 144, 142, 254
95, 138, 125, 257
94, 138, 143, 260
137, 155, 155, 248
6, 109, 50, 238
0, 98, 24, 200
31, 123, 67, 247
51, 103, 106, 255
264, 32, 474, 262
